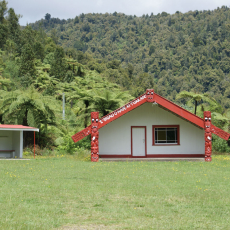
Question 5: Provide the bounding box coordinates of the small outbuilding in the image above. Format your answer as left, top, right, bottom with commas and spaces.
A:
72, 89, 230, 162
0, 125, 39, 158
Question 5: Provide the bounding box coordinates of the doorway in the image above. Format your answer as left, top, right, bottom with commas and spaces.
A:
131, 126, 146, 157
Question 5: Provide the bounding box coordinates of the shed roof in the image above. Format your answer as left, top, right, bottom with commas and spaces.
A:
0, 125, 39, 132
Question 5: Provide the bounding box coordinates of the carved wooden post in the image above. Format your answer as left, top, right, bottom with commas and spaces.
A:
204, 111, 212, 162
91, 112, 99, 162
146, 89, 154, 102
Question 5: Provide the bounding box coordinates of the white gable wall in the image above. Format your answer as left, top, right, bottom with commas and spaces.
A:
99, 103, 204, 156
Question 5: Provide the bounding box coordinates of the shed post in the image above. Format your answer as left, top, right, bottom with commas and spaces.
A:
204, 111, 212, 162
91, 112, 99, 162
20, 131, 23, 158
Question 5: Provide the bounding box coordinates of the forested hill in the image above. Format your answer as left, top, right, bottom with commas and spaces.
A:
30, 7, 230, 108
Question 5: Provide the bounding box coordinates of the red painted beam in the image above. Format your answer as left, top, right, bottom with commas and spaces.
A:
211, 124, 230, 140
98, 93, 147, 129
154, 93, 204, 129
72, 126, 91, 143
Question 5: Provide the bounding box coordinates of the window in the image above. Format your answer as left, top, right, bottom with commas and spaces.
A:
152, 125, 180, 145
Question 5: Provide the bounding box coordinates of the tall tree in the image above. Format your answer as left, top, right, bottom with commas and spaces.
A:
19, 43, 37, 87
51, 28, 58, 45
7, 8, 21, 44
176, 91, 217, 115
50, 46, 66, 80
92, 89, 133, 116
0, 0, 8, 49
45, 13, 51, 21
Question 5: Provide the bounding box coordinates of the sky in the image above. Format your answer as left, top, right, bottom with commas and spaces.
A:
7, 0, 230, 26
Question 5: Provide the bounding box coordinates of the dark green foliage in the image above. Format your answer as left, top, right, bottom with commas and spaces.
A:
74, 40, 87, 51
34, 41, 45, 61
107, 60, 121, 69
50, 46, 66, 80
45, 13, 51, 21
51, 28, 58, 44
7, 8, 20, 41
18, 44, 37, 87
212, 135, 230, 153
149, 45, 155, 56
0, 1, 8, 48
0, 23, 8, 48
74, 16, 79, 24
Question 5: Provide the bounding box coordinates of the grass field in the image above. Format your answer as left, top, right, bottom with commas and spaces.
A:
0, 155, 230, 230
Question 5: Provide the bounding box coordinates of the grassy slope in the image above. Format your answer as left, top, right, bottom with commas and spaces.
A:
0, 155, 230, 229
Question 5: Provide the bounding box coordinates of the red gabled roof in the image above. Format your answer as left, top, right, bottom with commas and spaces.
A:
72, 89, 230, 142
0, 125, 39, 131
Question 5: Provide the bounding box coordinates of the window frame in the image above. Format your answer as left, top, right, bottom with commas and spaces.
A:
152, 125, 180, 146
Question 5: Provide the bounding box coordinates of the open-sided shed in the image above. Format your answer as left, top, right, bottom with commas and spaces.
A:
0, 125, 39, 158
72, 89, 230, 162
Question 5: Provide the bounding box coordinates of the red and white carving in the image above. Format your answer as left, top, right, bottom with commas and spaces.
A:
72, 126, 91, 143
204, 111, 212, 162
146, 89, 155, 103
91, 112, 99, 162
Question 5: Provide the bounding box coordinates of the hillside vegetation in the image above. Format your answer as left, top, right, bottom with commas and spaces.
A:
31, 7, 230, 109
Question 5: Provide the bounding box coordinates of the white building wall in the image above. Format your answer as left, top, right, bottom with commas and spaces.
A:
99, 103, 205, 156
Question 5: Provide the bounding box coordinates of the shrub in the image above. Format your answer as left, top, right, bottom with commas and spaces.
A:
212, 135, 230, 153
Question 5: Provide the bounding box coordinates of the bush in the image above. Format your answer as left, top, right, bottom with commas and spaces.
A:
212, 135, 230, 153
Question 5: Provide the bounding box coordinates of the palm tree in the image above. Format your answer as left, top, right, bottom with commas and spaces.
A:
92, 89, 133, 116
67, 87, 93, 128
64, 72, 118, 127
176, 91, 217, 115
0, 86, 56, 145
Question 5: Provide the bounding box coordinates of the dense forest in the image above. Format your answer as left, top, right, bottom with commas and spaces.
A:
1, 0, 230, 153
31, 7, 230, 107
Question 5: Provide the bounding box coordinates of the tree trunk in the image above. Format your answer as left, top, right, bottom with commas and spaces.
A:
194, 100, 197, 115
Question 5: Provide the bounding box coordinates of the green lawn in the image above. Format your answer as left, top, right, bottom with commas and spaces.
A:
0, 155, 230, 230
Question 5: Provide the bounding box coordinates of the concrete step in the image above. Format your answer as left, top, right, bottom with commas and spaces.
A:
99, 158, 204, 162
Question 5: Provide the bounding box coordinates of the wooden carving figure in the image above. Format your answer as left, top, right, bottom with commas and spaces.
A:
91, 112, 99, 162
146, 89, 154, 103
204, 111, 212, 162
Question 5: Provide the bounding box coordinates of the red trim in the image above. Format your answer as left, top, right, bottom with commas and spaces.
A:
154, 94, 204, 129
131, 126, 147, 157
98, 94, 146, 129
0, 124, 38, 129
152, 125, 180, 146
211, 124, 230, 140
100, 154, 205, 158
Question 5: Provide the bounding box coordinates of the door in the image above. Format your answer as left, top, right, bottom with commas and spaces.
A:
131, 126, 146, 157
